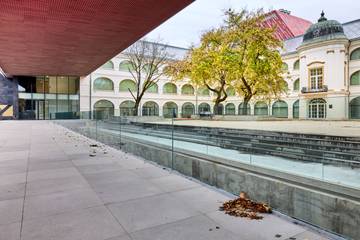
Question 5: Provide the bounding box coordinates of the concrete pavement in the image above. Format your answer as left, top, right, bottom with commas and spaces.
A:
0, 121, 334, 240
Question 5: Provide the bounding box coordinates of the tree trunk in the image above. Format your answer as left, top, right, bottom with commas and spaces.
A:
241, 96, 252, 115
134, 100, 140, 116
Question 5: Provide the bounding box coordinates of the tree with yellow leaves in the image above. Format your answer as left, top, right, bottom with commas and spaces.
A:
167, 9, 286, 115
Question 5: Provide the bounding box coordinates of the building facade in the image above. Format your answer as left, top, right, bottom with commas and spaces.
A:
80, 14, 360, 120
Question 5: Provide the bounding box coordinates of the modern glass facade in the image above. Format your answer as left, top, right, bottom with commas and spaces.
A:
18, 76, 80, 120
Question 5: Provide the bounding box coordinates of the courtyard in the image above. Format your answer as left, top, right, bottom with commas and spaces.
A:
0, 120, 334, 240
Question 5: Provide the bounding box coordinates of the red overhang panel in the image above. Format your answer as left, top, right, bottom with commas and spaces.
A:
0, 0, 194, 76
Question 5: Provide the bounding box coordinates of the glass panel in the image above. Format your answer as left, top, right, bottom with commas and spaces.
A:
94, 77, 114, 91
119, 80, 136, 92
163, 83, 177, 94
147, 83, 158, 93
57, 76, 69, 94
181, 103, 195, 117
142, 102, 159, 116
198, 87, 210, 96
199, 103, 211, 114
69, 77, 79, 94
293, 60, 300, 70
350, 71, 360, 85
36, 76, 45, 93
48, 76, 57, 93
225, 103, 235, 115
119, 60, 135, 71
163, 102, 178, 118
293, 79, 300, 91
238, 103, 251, 115
350, 97, 360, 119
101, 61, 114, 69
350, 48, 360, 60
181, 85, 194, 95
254, 102, 268, 116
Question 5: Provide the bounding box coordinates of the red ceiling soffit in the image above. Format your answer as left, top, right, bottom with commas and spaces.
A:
0, 0, 194, 76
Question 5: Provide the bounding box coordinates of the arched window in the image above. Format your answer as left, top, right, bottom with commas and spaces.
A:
119, 79, 136, 92
181, 84, 195, 95
147, 83, 158, 93
350, 97, 360, 119
238, 103, 251, 115
350, 71, 360, 86
308, 98, 326, 119
101, 61, 114, 70
163, 102, 178, 118
293, 60, 300, 70
198, 103, 211, 114
94, 100, 114, 119
198, 87, 210, 96
143, 63, 158, 74
119, 60, 135, 72
182, 102, 195, 118
226, 87, 236, 96
293, 79, 300, 91
282, 63, 289, 72
213, 104, 224, 115
163, 83, 177, 94
93, 77, 114, 91
120, 100, 136, 116
254, 101, 268, 116
272, 100, 288, 118
293, 100, 299, 119
225, 103, 235, 115
350, 48, 360, 60
142, 101, 159, 116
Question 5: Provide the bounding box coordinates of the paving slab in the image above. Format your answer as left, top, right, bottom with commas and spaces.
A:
21, 206, 125, 240
130, 215, 240, 240
149, 174, 202, 193
0, 183, 25, 201
108, 193, 199, 232
83, 169, 140, 187
206, 210, 306, 240
24, 188, 102, 220
0, 222, 21, 240
0, 198, 23, 225
26, 176, 90, 196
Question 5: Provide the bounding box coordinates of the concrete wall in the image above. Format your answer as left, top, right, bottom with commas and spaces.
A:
117, 135, 360, 240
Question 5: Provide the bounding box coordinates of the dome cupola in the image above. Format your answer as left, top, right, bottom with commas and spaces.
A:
301, 11, 347, 45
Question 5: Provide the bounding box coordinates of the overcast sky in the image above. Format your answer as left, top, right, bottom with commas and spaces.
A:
145, 0, 360, 48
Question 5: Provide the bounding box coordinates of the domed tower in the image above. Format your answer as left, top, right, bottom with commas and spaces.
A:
297, 12, 349, 120
301, 11, 348, 46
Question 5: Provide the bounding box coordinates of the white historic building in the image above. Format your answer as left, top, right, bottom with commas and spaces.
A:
80, 14, 360, 120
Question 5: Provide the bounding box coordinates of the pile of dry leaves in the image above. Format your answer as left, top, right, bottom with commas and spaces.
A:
219, 192, 272, 220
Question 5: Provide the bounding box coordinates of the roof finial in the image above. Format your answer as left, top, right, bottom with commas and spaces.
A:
318, 10, 327, 22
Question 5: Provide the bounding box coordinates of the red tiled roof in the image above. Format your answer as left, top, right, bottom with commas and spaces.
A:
263, 10, 312, 40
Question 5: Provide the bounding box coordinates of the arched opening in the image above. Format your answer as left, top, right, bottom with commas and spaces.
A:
350, 48, 360, 61
254, 101, 268, 116
119, 79, 137, 92
226, 87, 236, 96
120, 100, 136, 116
163, 83, 177, 94
142, 101, 159, 116
213, 104, 224, 115
181, 84, 195, 95
93, 100, 114, 119
225, 103, 235, 115
308, 98, 326, 119
238, 102, 251, 115
119, 60, 134, 72
350, 71, 360, 86
163, 102, 178, 118
293, 60, 300, 70
198, 103, 211, 114
147, 83, 158, 93
293, 79, 300, 91
350, 97, 360, 119
182, 102, 195, 118
101, 61, 114, 70
93, 77, 114, 91
197, 87, 210, 96
272, 100, 288, 118
293, 100, 300, 119
282, 62, 288, 72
